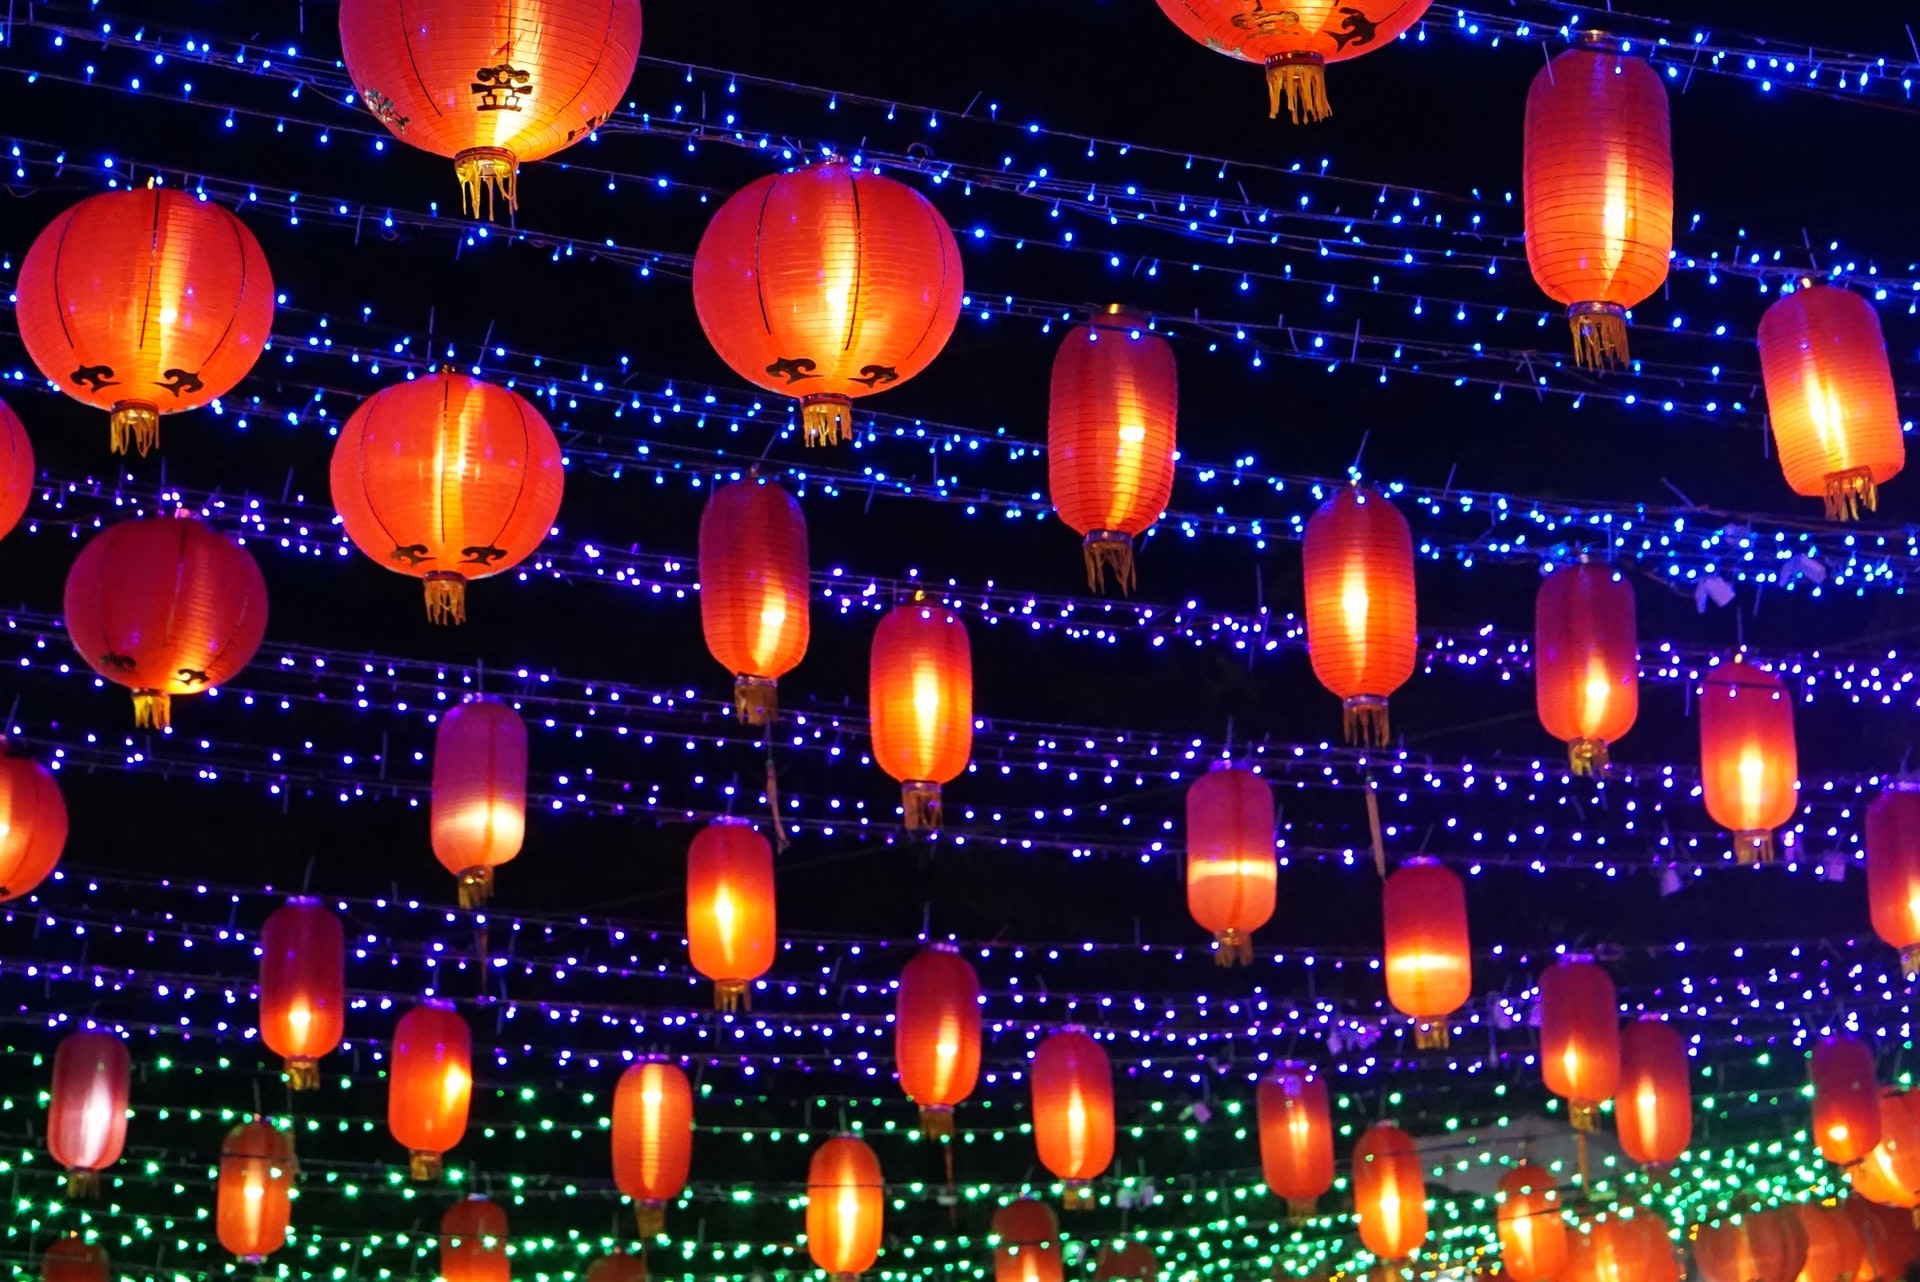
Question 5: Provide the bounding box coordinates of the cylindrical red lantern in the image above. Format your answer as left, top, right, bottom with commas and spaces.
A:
431, 698, 528, 908
686, 818, 776, 1011
216, 1119, 294, 1263
692, 162, 964, 447
16, 188, 274, 453
1352, 1121, 1427, 1261
1382, 857, 1471, 1048
806, 1135, 884, 1280
896, 945, 981, 1138
1696, 1210, 1810, 1282
1811, 1035, 1881, 1166
1852, 1092, 1920, 1211
1185, 762, 1276, 965
869, 602, 973, 830
1867, 788, 1920, 978
993, 1199, 1063, 1282
46, 1031, 129, 1196
258, 897, 346, 1090
388, 999, 472, 1181
1699, 658, 1799, 865
586, 1252, 647, 1282
441, 1196, 510, 1282
1615, 1018, 1691, 1167
1498, 1164, 1569, 1282
698, 477, 811, 725
1535, 564, 1638, 774
1302, 486, 1416, 745
1796, 1203, 1865, 1282
0, 747, 68, 903
40, 1237, 108, 1282
1047, 309, 1178, 592
1570, 1215, 1675, 1282
1540, 958, 1620, 1132
1091, 1242, 1158, 1280
0, 397, 34, 542
63, 513, 269, 729
1257, 1065, 1333, 1215
1031, 1029, 1114, 1209
337, 0, 642, 216
612, 1058, 692, 1236
1523, 43, 1674, 368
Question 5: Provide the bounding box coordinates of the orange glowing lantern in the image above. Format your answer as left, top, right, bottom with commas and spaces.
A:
40, 1237, 108, 1282
1498, 1164, 1569, 1282
216, 1119, 294, 1262
441, 1196, 509, 1282
16, 187, 274, 454
1851, 1092, 1920, 1211
1523, 42, 1673, 369
1352, 1122, 1427, 1261
1257, 1064, 1333, 1215
258, 897, 346, 1090
388, 999, 472, 1181
612, 1058, 692, 1236
1185, 762, 1276, 965
1031, 1029, 1114, 1210
1699, 658, 1799, 866
896, 945, 981, 1138
1382, 857, 1471, 1048
1849, 1199, 1920, 1282
1091, 1242, 1158, 1280
46, 1032, 129, 1196
685, 818, 776, 1011
63, 513, 269, 730
1534, 564, 1638, 774
1540, 957, 1620, 1134
869, 602, 973, 831
337, 0, 642, 217
1795, 1204, 1865, 1282
1812, 1036, 1881, 1167
692, 162, 964, 447
1302, 486, 1416, 745
586, 1252, 647, 1282
1695, 1211, 1810, 1282
0, 397, 33, 541
698, 477, 811, 725
1570, 1215, 1675, 1282
806, 1135, 884, 1280
1867, 788, 1920, 977
331, 371, 565, 625
431, 698, 528, 908
993, 1199, 1064, 1282
1758, 284, 1903, 520
1615, 1018, 1690, 1167
0, 748, 68, 903
1047, 309, 1178, 592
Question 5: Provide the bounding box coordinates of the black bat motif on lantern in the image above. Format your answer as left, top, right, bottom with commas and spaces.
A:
472, 63, 533, 112
71, 365, 119, 393
154, 369, 205, 398
175, 668, 211, 687
98, 652, 138, 674
459, 545, 509, 567
765, 357, 821, 385
390, 544, 434, 566
851, 365, 900, 389
1329, 8, 1380, 49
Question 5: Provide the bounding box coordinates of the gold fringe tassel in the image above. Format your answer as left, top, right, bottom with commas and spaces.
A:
733, 675, 779, 726
1212, 929, 1253, 967
1083, 531, 1137, 594
109, 402, 161, 456
714, 979, 750, 1012
1569, 303, 1631, 370
456, 866, 494, 909
64, 1170, 98, 1199
800, 394, 853, 447
132, 690, 171, 730
284, 1057, 320, 1091
409, 1150, 443, 1182
424, 573, 468, 626
1734, 830, 1776, 866
1902, 944, 1920, 981
635, 1202, 665, 1238
1570, 1100, 1598, 1133
1061, 1181, 1095, 1212
1824, 467, 1878, 521
1264, 53, 1331, 123
1415, 1021, 1450, 1050
454, 147, 519, 220
919, 1105, 955, 1140
1568, 738, 1609, 776
1343, 695, 1390, 747
902, 781, 943, 832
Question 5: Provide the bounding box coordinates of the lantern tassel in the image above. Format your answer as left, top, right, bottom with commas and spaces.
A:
1343, 695, 1390, 747
714, 979, 750, 1012
919, 1105, 954, 1140
1823, 467, 1878, 521
1568, 738, 1610, 776
1083, 531, 1137, 594
408, 1150, 443, 1182
1568, 302, 1631, 371
284, 1057, 320, 1091
1212, 929, 1253, 967
1414, 1021, 1450, 1050
1734, 830, 1776, 866
1061, 1180, 1095, 1212
902, 781, 943, 833
1570, 1100, 1598, 1134
63, 1170, 97, 1199
1286, 1197, 1318, 1219
456, 866, 494, 909
423, 573, 469, 626
1264, 52, 1331, 123
454, 147, 519, 220
733, 675, 779, 726
799, 394, 853, 447
1902, 945, 1920, 981
108, 401, 161, 456
132, 690, 172, 730
635, 1202, 665, 1238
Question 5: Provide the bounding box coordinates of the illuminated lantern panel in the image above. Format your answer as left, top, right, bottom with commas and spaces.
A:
0, 397, 34, 541
697, 478, 811, 725
584, 1252, 647, 1282
1496, 1164, 1568, 1282
895, 945, 982, 1139
1301, 486, 1417, 746
440, 1196, 510, 1282
1539, 958, 1621, 1133
388, 1000, 473, 1181
1850, 1092, 1920, 1211
1351, 1122, 1427, 1261
1695, 1209, 1810, 1282
685, 818, 776, 1011
1794, 1203, 1864, 1282
46, 1031, 130, 1196
1810, 1035, 1882, 1167
1030, 1029, 1115, 1210
868, 604, 973, 830
258, 897, 346, 1090
215, 1120, 294, 1262
431, 699, 529, 908
1256, 1065, 1333, 1216
1866, 788, 1920, 978
1615, 1018, 1691, 1167
0, 748, 68, 903
806, 1136, 884, 1279
1534, 564, 1639, 774
992, 1199, 1064, 1282
610, 1059, 693, 1237
40, 1237, 109, 1282
1698, 659, 1799, 866
1382, 856, 1471, 1047
1184, 762, 1277, 965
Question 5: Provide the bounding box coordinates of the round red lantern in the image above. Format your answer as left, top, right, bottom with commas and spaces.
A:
40, 1237, 108, 1282
1523, 43, 1673, 368
686, 818, 776, 1011
993, 1199, 1063, 1282
16, 187, 274, 454
0, 397, 34, 541
46, 1031, 129, 1196
1570, 1214, 1674, 1282
1615, 1018, 1690, 1167
1696, 1210, 1810, 1282
441, 1196, 509, 1282
431, 698, 528, 908
1811, 1035, 1881, 1166
1382, 857, 1471, 1048
1257, 1064, 1333, 1215
1498, 1164, 1568, 1282
1352, 1121, 1427, 1261
1699, 657, 1799, 866
216, 1119, 294, 1262
869, 602, 973, 831
1867, 788, 1920, 977
896, 945, 981, 1138
63, 513, 268, 729
1796, 1203, 1865, 1282
1852, 1092, 1920, 1211
1540, 957, 1620, 1133
1031, 1029, 1114, 1209
1047, 309, 1178, 593
1302, 486, 1417, 745
258, 897, 346, 1090
1091, 1242, 1158, 1280
692, 161, 964, 447
806, 1135, 884, 1280
698, 477, 811, 725
0, 748, 68, 903
1152, 0, 1434, 122
1185, 762, 1276, 965
388, 999, 472, 1181
1535, 564, 1638, 774
586, 1252, 647, 1282
612, 1058, 692, 1236
337, 0, 642, 216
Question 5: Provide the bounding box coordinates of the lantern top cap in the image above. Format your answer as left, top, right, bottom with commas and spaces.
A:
1556, 952, 1598, 967
924, 940, 963, 955
279, 894, 327, 909
413, 995, 460, 1013
1398, 855, 1445, 870
707, 814, 757, 829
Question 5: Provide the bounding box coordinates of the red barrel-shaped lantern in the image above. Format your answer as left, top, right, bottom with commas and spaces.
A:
1867, 788, 1920, 977
1540, 958, 1620, 1132
0, 397, 34, 542
585, 1252, 647, 1282
441, 1196, 509, 1282
612, 1059, 692, 1236
869, 603, 972, 830
1047, 310, 1178, 593
0, 748, 68, 903
388, 1000, 472, 1181
807, 1135, 884, 1280
1795, 1204, 1864, 1282
1383, 857, 1471, 1048
1811, 1035, 1881, 1166
1302, 486, 1416, 745
1696, 1210, 1810, 1282
216, 1119, 294, 1262
1523, 44, 1673, 369
1852, 1092, 1920, 1210
1257, 1065, 1333, 1215
1185, 762, 1276, 965
1352, 1121, 1427, 1261
431, 698, 528, 908
1031, 1029, 1114, 1208
259, 897, 346, 1090
698, 477, 811, 725
896, 945, 981, 1137
1616, 1018, 1691, 1166
40, 1237, 108, 1282
1092, 1242, 1158, 1280
1699, 658, 1799, 865
1498, 1164, 1569, 1282
686, 818, 776, 1011
993, 1199, 1063, 1282
1535, 565, 1638, 774
1570, 1214, 1675, 1282
47, 1031, 129, 1196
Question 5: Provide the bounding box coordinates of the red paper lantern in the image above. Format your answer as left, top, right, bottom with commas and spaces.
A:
0, 397, 34, 541
1848, 1199, 1920, 1282
388, 999, 472, 1181
16, 188, 274, 453
216, 1119, 294, 1262
692, 162, 964, 447
63, 513, 268, 729
1091, 1242, 1158, 1280
1257, 1065, 1333, 1215
441, 1196, 510, 1282
1534, 564, 1638, 774
1758, 284, 1904, 520
869, 603, 973, 830
1498, 1164, 1569, 1282
1852, 1092, 1920, 1211
993, 1199, 1064, 1282
258, 897, 346, 1090
806, 1135, 884, 1280
1523, 44, 1673, 368
1047, 310, 1178, 592
1811, 1035, 1882, 1166
611, 1058, 692, 1236
337, 0, 642, 216
1031, 1029, 1115, 1208
40, 1237, 108, 1282
431, 698, 528, 908
1352, 1121, 1427, 1261
1540, 958, 1620, 1133
698, 477, 811, 725
46, 1031, 129, 1196
1382, 857, 1471, 1048
1302, 486, 1416, 745
1184, 762, 1276, 965
686, 818, 776, 1011
895, 945, 981, 1138
1866, 788, 1920, 978
331, 372, 565, 625
1699, 658, 1799, 866
1615, 1018, 1691, 1167
1152, 0, 1433, 121
1570, 1215, 1675, 1282
586, 1252, 647, 1282
1696, 1210, 1810, 1282
1796, 1204, 1865, 1282
0, 748, 68, 903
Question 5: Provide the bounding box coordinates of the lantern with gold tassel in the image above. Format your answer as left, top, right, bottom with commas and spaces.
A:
1256, 1064, 1333, 1216
388, 1000, 472, 1181
431, 698, 528, 908
698, 477, 810, 725
612, 1058, 692, 1237
1535, 564, 1638, 774
1301, 486, 1416, 745
1497, 1164, 1568, 1282
216, 1120, 294, 1263
1352, 1122, 1428, 1261
869, 602, 972, 831
686, 818, 776, 1012
1540, 956, 1619, 1185
1031, 1029, 1114, 1211
46, 1032, 129, 1197
1382, 857, 1471, 1048
0, 746, 68, 903
1810, 1035, 1881, 1167
807, 1135, 884, 1280
993, 1199, 1063, 1282
258, 897, 346, 1091
895, 945, 981, 1141
1616, 1018, 1691, 1168
1184, 762, 1276, 965
1867, 787, 1920, 978
1699, 657, 1798, 866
